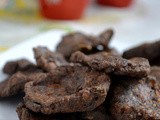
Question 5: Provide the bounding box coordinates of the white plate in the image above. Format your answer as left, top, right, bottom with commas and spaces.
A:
0, 30, 157, 120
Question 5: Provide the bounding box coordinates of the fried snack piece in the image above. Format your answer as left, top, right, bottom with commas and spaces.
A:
24, 65, 110, 114
17, 103, 112, 120
3, 59, 34, 75
17, 102, 79, 120
33, 46, 68, 72
56, 29, 113, 58
0, 66, 47, 98
70, 51, 150, 77
123, 40, 160, 61
17, 102, 58, 120
110, 67, 160, 120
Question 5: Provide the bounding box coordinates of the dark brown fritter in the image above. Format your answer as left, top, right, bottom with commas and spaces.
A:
17, 102, 58, 120
17, 102, 112, 120
33, 46, 68, 72
0, 66, 47, 98
110, 67, 160, 120
0, 72, 26, 98
123, 40, 160, 61
16, 102, 80, 120
56, 29, 114, 58
70, 51, 150, 77
24, 65, 110, 114
17, 102, 37, 120
3, 59, 34, 75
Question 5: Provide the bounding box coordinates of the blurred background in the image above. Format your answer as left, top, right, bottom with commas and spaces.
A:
0, 0, 160, 54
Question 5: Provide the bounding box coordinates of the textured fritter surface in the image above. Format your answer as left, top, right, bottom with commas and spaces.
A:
33, 46, 68, 72
16, 102, 79, 120
70, 51, 150, 77
17, 102, 112, 120
56, 29, 113, 58
24, 65, 110, 114
110, 67, 160, 120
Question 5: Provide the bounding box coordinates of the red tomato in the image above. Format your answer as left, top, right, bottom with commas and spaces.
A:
97, 0, 133, 7
39, 0, 89, 20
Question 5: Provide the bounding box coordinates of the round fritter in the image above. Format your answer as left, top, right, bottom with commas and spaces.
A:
70, 51, 150, 77
110, 67, 160, 120
24, 65, 110, 114
33, 46, 68, 72
56, 29, 114, 58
